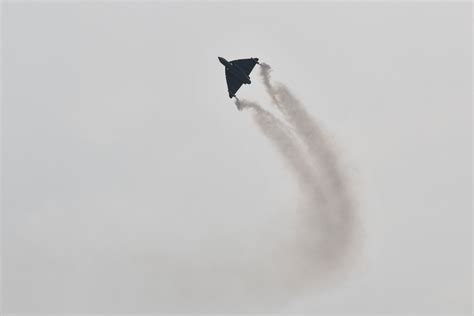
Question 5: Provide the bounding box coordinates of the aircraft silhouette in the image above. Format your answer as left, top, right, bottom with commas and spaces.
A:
218, 56, 259, 103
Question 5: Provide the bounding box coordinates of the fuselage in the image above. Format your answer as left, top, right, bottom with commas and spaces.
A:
218, 57, 251, 84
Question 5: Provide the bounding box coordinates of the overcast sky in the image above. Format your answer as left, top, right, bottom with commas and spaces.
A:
2, 2, 471, 314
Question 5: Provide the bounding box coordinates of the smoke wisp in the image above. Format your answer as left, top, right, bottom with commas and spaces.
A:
236, 63, 357, 281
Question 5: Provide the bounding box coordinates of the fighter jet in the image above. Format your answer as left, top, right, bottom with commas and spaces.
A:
218, 56, 259, 102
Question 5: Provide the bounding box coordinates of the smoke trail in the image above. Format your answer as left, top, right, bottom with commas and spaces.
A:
237, 64, 357, 280
235, 99, 320, 194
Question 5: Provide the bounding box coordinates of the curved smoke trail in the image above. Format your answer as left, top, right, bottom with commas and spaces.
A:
237, 63, 358, 280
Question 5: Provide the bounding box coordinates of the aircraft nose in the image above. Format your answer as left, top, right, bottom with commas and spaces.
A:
218, 57, 226, 64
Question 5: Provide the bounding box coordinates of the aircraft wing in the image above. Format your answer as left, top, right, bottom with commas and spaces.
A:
225, 69, 244, 97
232, 58, 258, 76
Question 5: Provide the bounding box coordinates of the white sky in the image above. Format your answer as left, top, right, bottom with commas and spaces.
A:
2, 2, 472, 314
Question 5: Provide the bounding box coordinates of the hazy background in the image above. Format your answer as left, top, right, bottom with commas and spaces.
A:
2, 2, 471, 314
